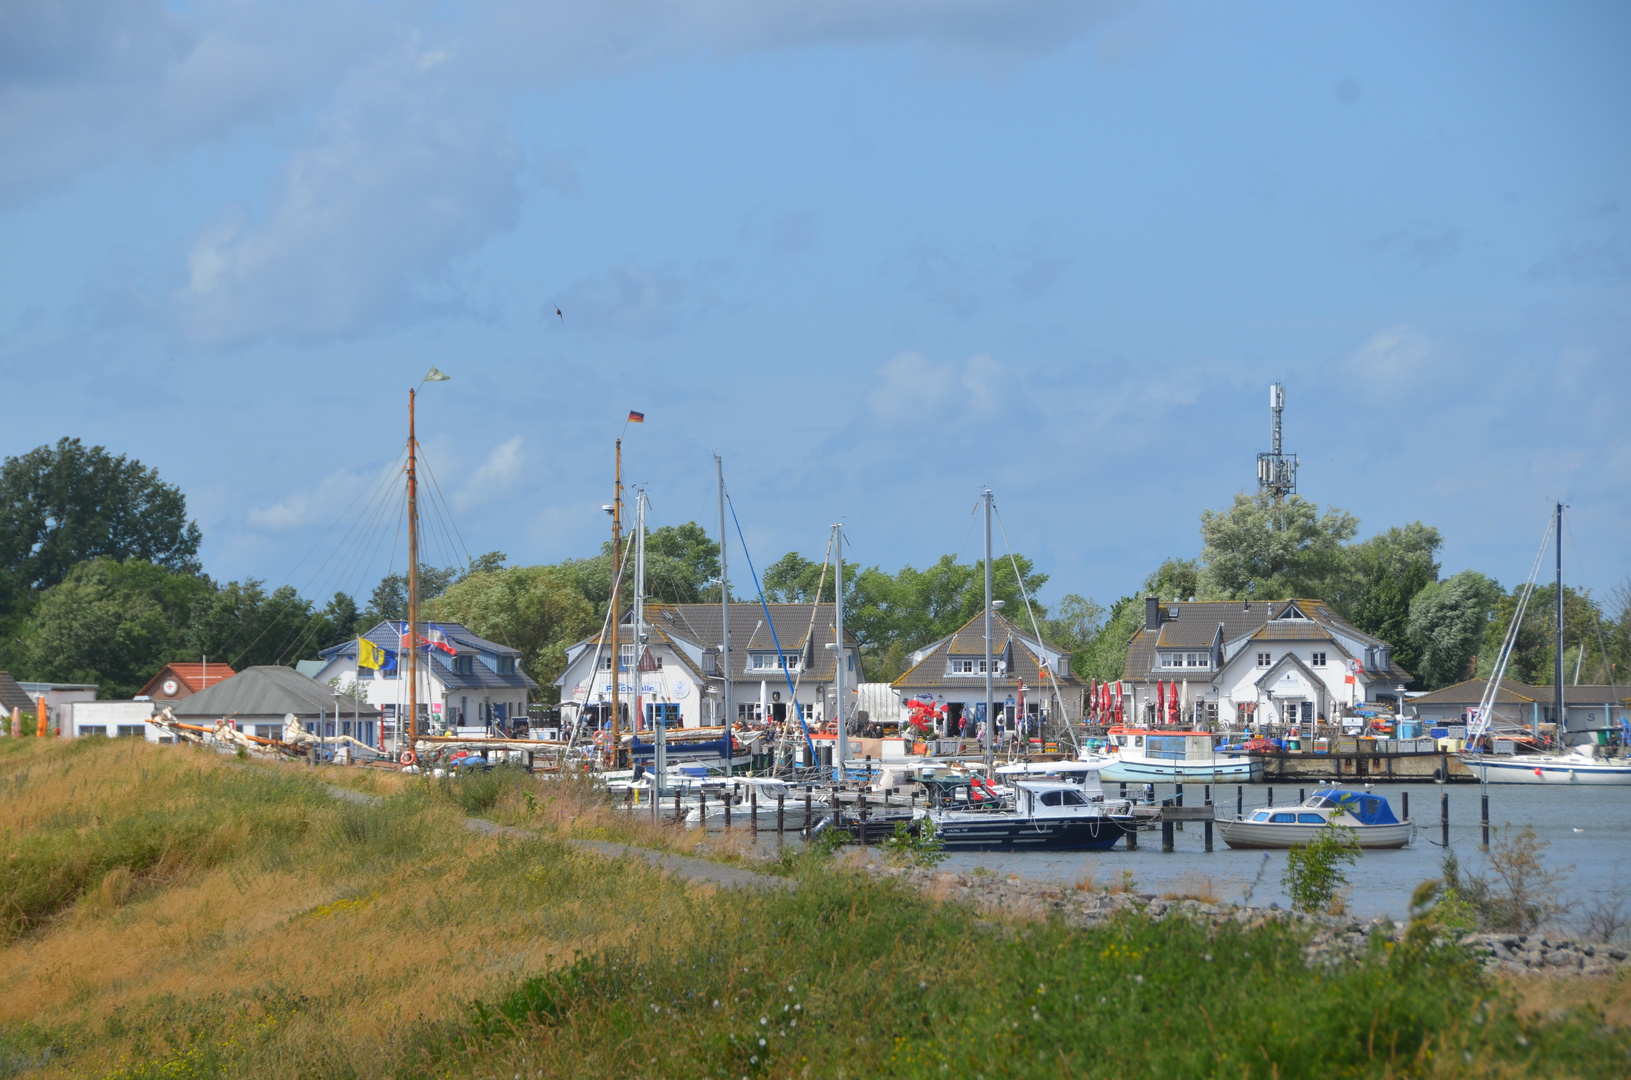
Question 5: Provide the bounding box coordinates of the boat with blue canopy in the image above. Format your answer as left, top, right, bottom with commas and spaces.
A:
1215, 786, 1414, 849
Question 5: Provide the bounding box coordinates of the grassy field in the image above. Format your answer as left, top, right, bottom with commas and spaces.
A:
0, 737, 1624, 1079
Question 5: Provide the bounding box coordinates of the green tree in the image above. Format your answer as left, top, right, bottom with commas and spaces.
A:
0, 438, 201, 622
1407, 570, 1501, 689
426, 564, 598, 703
1041, 594, 1106, 664
18, 559, 212, 698
1331, 523, 1443, 673
1198, 493, 1358, 600
1071, 595, 1143, 682
185, 579, 338, 669
1143, 558, 1201, 602
1479, 583, 1613, 686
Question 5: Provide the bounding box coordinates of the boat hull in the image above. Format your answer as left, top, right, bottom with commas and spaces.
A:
1215, 819, 1413, 850
930, 815, 1136, 852
1096, 758, 1263, 784
1456, 755, 1631, 785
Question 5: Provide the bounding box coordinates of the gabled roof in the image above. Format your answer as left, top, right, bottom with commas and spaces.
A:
1127, 598, 1411, 682
892, 612, 1080, 691
137, 662, 237, 699
1254, 651, 1325, 692
571, 603, 862, 684
318, 621, 537, 692
0, 672, 35, 715
169, 666, 381, 721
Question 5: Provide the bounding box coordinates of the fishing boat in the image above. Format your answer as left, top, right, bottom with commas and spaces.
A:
1457, 743, 1631, 786
916, 773, 1136, 852
1079, 726, 1263, 783
1215, 787, 1414, 849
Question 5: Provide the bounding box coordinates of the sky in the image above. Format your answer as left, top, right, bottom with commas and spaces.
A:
2, 1, 1628, 616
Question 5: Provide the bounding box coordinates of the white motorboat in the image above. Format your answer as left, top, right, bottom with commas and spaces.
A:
1457, 743, 1631, 786
1215, 787, 1414, 850
1081, 726, 1263, 783
919, 774, 1136, 852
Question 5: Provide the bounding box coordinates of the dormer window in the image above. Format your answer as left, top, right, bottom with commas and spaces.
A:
452, 655, 475, 675
498, 656, 516, 675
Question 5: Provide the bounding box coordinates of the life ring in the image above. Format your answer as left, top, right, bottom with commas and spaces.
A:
400, 750, 417, 766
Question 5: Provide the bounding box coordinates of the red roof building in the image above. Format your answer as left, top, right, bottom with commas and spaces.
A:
138, 663, 238, 702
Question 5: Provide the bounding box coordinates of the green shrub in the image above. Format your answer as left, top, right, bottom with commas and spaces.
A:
1282, 824, 1359, 914
879, 817, 947, 867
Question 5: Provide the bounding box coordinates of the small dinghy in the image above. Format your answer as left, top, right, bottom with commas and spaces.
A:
1216, 787, 1414, 850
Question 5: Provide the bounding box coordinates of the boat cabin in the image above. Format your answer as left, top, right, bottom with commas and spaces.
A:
1107, 727, 1222, 761
1244, 788, 1401, 826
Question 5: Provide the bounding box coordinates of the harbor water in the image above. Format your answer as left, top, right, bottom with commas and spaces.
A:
925, 783, 1631, 923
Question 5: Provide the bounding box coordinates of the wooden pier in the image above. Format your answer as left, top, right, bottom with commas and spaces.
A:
1254, 750, 1476, 783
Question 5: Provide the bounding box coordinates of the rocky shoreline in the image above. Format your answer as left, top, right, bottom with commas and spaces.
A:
860, 862, 1631, 978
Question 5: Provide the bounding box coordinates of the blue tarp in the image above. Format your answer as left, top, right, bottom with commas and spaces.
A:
1311, 788, 1400, 825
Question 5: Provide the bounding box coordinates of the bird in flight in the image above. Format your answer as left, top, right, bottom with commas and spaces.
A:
555, 306, 563, 321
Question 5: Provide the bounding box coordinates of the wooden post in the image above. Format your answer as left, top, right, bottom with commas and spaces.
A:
1481, 791, 1490, 848
1126, 824, 1137, 850
1176, 782, 1184, 807
1267, 787, 1273, 807
9, 706, 19, 739
804, 786, 813, 836
724, 786, 732, 829
699, 789, 707, 833
1298, 788, 1305, 804
777, 792, 785, 838
1440, 788, 1449, 847
1237, 785, 1243, 817
674, 787, 682, 824
1161, 817, 1175, 852
1204, 818, 1213, 852
750, 786, 758, 837
1402, 791, 1409, 821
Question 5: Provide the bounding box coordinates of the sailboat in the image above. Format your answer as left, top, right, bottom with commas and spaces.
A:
1458, 503, 1631, 785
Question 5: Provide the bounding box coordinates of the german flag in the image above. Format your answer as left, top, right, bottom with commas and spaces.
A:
627, 410, 645, 423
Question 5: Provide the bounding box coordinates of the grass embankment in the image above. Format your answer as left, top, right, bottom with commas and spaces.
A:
0, 738, 1624, 1079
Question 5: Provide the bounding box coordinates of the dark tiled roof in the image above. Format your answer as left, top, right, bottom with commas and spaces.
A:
1411, 678, 1539, 706
319, 621, 537, 692
587, 603, 863, 684
0, 672, 35, 714
892, 612, 1080, 693
1126, 598, 1410, 681
169, 666, 381, 721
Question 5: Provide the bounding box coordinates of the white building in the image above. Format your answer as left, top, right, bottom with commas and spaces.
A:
312, 620, 537, 738
555, 602, 862, 732
1123, 597, 1412, 728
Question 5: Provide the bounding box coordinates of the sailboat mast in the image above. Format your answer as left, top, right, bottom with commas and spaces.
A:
634, 487, 646, 735
983, 489, 994, 776
609, 440, 623, 768
716, 455, 731, 733
1556, 501, 1564, 737
406, 388, 419, 751
833, 523, 847, 775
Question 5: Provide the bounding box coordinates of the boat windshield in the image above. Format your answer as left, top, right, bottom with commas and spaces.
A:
1038, 789, 1089, 807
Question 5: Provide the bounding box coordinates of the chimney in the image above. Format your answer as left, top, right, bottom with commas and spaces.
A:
1145, 596, 1161, 632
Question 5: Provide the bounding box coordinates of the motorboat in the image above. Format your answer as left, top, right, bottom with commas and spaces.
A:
1215, 787, 1414, 850
1080, 726, 1263, 783
1456, 743, 1631, 786
917, 775, 1136, 852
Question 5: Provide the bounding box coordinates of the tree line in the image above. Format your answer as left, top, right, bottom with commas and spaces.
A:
2, 439, 1627, 700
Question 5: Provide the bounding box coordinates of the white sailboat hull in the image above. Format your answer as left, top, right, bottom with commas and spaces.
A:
1457, 753, 1631, 786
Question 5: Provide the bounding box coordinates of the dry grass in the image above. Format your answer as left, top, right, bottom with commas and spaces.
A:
0, 737, 704, 1079
1505, 970, 1631, 1028
1161, 874, 1224, 905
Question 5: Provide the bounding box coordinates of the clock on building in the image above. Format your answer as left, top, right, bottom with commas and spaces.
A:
161, 679, 179, 696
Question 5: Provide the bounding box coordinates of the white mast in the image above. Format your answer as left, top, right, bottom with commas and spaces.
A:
833, 523, 848, 776
983, 489, 995, 775
716, 455, 732, 735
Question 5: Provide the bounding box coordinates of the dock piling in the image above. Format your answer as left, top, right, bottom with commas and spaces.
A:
1440, 788, 1449, 848
1120, 782, 1127, 800
1481, 791, 1490, 848
804, 786, 813, 837
1237, 786, 1243, 817
1176, 783, 1184, 807
749, 787, 757, 837
674, 788, 682, 824
1204, 818, 1213, 852
1298, 788, 1305, 804
1267, 787, 1273, 808
724, 789, 731, 829
699, 790, 707, 833
1126, 825, 1137, 850
1161, 818, 1175, 852
777, 792, 785, 839
1402, 791, 1409, 820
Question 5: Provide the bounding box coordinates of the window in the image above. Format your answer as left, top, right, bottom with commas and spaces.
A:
1059, 788, 1088, 806
254, 724, 281, 740
1270, 812, 1296, 823
498, 656, 516, 675
1188, 652, 1207, 668
1297, 813, 1324, 824
452, 655, 475, 675
601, 654, 613, 670
358, 666, 375, 679
1257, 652, 1272, 667
79, 726, 107, 737
1310, 652, 1327, 668
951, 659, 976, 674
116, 724, 145, 738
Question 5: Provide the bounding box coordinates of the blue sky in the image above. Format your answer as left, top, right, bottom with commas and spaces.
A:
2, 1, 1627, 614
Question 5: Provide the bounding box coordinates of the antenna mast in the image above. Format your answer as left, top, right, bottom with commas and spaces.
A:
1257, 382, 1298, 502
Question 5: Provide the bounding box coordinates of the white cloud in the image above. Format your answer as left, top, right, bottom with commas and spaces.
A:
454, 437, 525, 511
248, 468, 372, 531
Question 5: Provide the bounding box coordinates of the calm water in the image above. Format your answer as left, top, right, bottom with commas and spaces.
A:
926, 783, 1631, 923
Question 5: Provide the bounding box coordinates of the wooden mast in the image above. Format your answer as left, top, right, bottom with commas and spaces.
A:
608, 439, 623, 767
406, 387, 419, 752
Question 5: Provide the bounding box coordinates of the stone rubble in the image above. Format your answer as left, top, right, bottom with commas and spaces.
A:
859, 862, 1631, 978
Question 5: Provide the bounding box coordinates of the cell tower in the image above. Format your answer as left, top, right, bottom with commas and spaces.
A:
1256, 382, 1298, 502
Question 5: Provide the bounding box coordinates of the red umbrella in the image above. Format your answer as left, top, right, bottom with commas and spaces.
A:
1156, 680, 1166, 724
